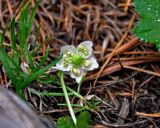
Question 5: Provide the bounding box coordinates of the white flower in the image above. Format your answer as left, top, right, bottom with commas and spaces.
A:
56, 41, 99, 83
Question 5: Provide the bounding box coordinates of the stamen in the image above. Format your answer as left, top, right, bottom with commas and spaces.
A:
83, 60, 91, 68
64, 59, 69, 67
72, 67, 81, 76
63, 52, 73, 67
63, 54, 67, 58
78, 45, 88, 56
67, 52, 73, 57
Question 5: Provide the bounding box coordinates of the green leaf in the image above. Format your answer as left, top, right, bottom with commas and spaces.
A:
76, 111, 91, 128
57, 111, 91, 128
134, 0, 160, 47
57, 117, 75, 128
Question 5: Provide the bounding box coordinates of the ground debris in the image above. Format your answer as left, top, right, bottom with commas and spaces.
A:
0, 0, 160, 127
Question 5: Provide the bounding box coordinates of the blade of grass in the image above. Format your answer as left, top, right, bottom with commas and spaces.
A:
10, 17, 20, 67
0, 45, 19, 74
25, 1, 40, 70
26, 46, 35, 70
35, 47, 49, 71
16, 57, 61, 91
11, 17, 17, 49
0, 27, 19, 71
20, 3, 30, 49
0, 27, 7, 48
0, 48, 17, 85
28, 0, 40, 36
30, 88, 74, 96
32, 25, 40, 54
38, 75, 58, 84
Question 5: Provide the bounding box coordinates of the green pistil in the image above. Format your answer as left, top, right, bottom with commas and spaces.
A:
71, 54, 84, 66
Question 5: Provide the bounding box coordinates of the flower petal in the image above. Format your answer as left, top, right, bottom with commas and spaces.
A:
56, 58, 72, 71
70, 69, 84, 83
60, 45, 76, 55
85, 55, 99, 71
77, 41, 93, 58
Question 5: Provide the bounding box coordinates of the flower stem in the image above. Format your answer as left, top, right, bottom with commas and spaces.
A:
59, 71, 77, 125
77, 72, 86, 93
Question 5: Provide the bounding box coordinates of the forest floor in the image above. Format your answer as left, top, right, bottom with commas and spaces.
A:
1, 0, 160, 127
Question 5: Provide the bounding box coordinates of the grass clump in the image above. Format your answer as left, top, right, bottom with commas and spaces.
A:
0, 0, 59, 98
